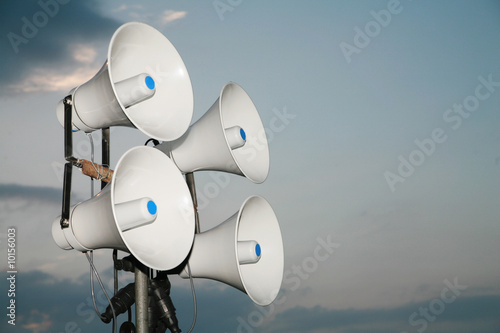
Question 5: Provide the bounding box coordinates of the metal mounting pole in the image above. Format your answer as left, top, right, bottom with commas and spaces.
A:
101, 128, 110, 190
135, 263, 149, 333
185, 172, 200, 234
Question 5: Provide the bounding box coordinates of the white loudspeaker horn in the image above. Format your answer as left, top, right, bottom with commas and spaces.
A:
179, 196, 284, 306
52, 146, 195, 271
56, 22, 193, 141
157, 82, 270, 183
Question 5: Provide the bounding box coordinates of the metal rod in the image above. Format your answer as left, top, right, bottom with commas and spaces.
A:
60, 162, 73, 228
63, 96, 77, 162
135, 263, 149, 333
185, 172, 200, 234
112, 249, 118, 333
60, 95, 75, 229
101, 127, 110, 190
113, 250, 118, 296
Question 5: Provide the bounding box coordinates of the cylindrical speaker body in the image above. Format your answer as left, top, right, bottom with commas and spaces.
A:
70, 184, 127, 251
51, 184, 127, 252
72, 62, 132, 131
181, 212, 245, 291
163, 97, 242, 176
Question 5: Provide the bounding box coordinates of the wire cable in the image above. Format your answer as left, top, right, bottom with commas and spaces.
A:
186, 262, 197, 333
85, 251, 117, 332
88, 251, 101, 316
86, 133, 117, 333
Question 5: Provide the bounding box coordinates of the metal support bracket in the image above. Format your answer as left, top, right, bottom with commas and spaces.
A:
60, 95, 75, 229
59, 96, 112, 229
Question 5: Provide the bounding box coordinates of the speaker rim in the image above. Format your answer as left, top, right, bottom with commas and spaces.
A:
107, 21, 194, 141
110, 146, 195, 270
234, 195, 284, 305
218, 82, 270, 184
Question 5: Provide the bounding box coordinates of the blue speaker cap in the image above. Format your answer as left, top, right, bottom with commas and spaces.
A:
255, 243, 261, 257
147, 200, 157, 215
145, 76, 155, 90
240, 128, 246, 141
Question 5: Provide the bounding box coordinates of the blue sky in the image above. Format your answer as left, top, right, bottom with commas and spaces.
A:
1, 1, 500, 332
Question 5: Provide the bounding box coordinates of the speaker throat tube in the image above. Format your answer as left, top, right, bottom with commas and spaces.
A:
114, 73, 156, 108
237, 240, 261, 265
115, 197, 158, 232
225, 126, 246, 150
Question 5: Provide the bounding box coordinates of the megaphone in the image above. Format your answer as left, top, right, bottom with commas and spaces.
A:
56, 22, 193, 141
178, 196, 283, 306
157, 82, 270, 183
52, 146, 195, 271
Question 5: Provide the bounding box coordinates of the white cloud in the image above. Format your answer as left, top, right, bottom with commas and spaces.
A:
5, 43, 100, 93
72, 44, 98, 64
160, 10, 187, 25
113, 4, 128, 12
112, 4, 143, 12
22, 310, 52, 333
6, 66, 96, 94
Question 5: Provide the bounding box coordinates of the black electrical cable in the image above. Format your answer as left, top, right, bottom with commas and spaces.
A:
150, 278, 181, 333
145, 138, 160, 146
101, 283, 136, 324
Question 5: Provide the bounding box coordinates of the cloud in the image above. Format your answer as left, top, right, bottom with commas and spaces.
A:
0, 269, 257, 333
0, 183, 62, 202
6, 64, 97, 94
0, 184, 89, 279
160, 10, 187, 25
1, 268, 499, 333
72, 43, 98, 64
21, 310, 52, 333
1, 184, 499, 333
0, 0, 120, 96
6, 65, 95, 94
260, 295, 500, 333
112, 4, 143, 13
0, 2, 188, 95
118, 7, 187, 26
0, 270, 100, 333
